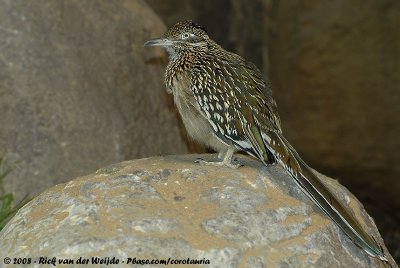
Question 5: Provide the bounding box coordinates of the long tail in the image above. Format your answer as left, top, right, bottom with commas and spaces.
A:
261, 131, 387, 261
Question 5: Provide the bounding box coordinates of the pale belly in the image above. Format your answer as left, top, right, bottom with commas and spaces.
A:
170, 75, 231, 153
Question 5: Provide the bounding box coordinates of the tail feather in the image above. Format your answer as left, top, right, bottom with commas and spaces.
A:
261, 132, 387, 261
292, 157, 386, 260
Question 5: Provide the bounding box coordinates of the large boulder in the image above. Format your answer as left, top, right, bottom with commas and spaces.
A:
0, 155, 395, 268
0, 0, 187, 200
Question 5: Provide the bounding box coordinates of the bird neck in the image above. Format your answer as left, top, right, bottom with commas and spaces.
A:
163, 41, 226, 89
165, 48, 197, 89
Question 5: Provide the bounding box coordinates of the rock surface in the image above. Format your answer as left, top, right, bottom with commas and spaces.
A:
0, 155, 396, 268
0, 0, 187, 201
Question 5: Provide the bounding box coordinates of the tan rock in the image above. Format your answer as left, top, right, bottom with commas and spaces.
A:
0, 155, 395, 267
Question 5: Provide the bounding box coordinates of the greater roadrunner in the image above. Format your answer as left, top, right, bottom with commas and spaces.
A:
144, 20, 387, 262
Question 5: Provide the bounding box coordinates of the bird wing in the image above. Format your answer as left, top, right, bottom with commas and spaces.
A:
190, 56, 386, 260
190, 56, 282, 161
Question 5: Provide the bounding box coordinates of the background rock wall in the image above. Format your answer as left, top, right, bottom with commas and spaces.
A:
0, 0, 187, 200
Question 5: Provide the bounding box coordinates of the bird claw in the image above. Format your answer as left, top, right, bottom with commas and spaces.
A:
194, 158, 242, 169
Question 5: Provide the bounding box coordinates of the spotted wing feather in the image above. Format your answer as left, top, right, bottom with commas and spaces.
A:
190, 55, 386, 260
191, 55, 282, 162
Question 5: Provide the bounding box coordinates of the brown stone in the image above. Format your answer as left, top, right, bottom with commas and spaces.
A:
0, 0, 188, 201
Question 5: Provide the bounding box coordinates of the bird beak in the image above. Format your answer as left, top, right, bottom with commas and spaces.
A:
144, 38, 173, 47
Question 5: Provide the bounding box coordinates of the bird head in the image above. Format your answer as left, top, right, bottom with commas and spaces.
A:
144, 20, 211, 59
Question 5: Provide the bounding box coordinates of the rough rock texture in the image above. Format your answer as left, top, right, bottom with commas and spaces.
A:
0, 0, 187, 201
0, 155, 396, 268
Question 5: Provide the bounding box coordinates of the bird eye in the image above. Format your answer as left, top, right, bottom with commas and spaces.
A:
181, 33, 191, 39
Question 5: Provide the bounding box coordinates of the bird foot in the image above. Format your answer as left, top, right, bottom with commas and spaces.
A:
194, 158, 242, 169
263, 162, 277, 167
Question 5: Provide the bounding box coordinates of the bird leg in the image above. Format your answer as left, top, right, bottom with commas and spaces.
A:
195, 148, 242, 169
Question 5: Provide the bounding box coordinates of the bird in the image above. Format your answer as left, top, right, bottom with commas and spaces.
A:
144, 20, 388, 262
